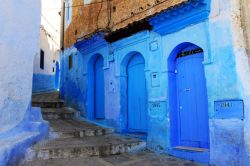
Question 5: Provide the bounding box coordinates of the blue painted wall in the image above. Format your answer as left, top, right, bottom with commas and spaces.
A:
32, 74, 56, 93
0, 104, 49, 166
60, 0, 250, 165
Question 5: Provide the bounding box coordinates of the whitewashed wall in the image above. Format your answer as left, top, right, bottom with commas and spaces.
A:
0, 0, 41, 133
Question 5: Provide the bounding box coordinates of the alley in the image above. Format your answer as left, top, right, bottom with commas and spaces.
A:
22, 92, 201, 166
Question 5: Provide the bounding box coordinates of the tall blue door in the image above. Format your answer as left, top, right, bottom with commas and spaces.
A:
94, 56, 105, 119
127, 54, 147, 132
176, 53, 209, 148
55, 61, 60, 89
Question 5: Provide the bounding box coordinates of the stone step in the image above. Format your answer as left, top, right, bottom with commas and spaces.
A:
48, 119, 114, 138
26, 134, 146, 160
42, 107, 75, 120
32, 100, 64, 108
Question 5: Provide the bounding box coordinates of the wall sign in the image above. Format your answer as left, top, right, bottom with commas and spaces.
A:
149, 101, 166, 119
214, 99, 244, 119
151, 72, 160, 87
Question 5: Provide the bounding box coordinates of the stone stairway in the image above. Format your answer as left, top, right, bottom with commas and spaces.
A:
22, 92, 146, 165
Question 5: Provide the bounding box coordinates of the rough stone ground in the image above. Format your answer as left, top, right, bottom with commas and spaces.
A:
22, 92, 203, 166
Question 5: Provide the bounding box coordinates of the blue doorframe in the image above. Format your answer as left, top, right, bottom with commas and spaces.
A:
168, 43, 209, 149
94, 56, 105, 119
127, 54, 147, 133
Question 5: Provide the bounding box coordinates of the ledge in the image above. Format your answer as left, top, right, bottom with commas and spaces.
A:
149, 0, 211, 35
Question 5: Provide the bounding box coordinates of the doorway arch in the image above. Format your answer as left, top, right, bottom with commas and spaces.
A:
55, 61, 60, 90
126, 53, 147, 132
94, 55, 105, 119
87, 54, 105, 120
168, 42, 209, 149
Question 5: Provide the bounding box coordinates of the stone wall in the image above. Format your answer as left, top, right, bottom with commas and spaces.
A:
64, 0, 187, 48
241, 0, 250, 58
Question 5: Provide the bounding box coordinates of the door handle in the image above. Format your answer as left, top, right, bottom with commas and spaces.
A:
184, 88, 191, 91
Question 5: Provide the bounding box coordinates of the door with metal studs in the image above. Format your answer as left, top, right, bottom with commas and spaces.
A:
176, 52, 209, 148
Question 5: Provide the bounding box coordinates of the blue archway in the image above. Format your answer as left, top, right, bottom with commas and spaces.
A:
168, 42, 209, 149
119, 51, 148, 133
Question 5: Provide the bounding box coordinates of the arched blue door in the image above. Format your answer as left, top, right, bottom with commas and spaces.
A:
127, 54, 147, 132
176, 51, 209, 148
55, 61, 60, 90
94, 56, 104, 119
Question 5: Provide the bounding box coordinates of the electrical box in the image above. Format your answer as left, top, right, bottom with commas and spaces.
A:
151, 72, 160, 87
150, 41, 158, 51
214, 99, 244, 119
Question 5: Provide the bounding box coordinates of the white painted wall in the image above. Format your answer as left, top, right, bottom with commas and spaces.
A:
0, 0, 41, 133
33, 0, 61, 75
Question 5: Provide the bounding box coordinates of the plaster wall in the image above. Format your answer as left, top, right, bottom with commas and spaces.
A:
32, 0, 61, 93
60, 0, 250, 164
0, 0, 49, 165
0, 0, 41, 133
32, 29, 59, 93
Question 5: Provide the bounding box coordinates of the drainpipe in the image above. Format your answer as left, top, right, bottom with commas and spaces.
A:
60, 0, 65, 51
59, 0, 65, 99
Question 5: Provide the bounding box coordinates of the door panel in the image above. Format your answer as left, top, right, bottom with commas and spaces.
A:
94, 56, 105, 119
127, 55, 147, 132
176, 53, 209, 148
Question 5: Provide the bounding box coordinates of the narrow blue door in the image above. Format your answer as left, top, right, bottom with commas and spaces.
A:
55, 61, 60, 89
176, 53, 209, 148
94, 56, 105, 119
127, 54, 147, 132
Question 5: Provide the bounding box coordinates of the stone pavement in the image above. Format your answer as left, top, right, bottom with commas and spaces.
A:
22, 92, 203, 166
23, 151, 200, 166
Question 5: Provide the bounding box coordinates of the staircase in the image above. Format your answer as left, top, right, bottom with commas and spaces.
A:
22, 92, 146, 165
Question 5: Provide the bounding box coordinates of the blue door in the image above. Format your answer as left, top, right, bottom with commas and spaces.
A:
176, 53, 209, 148
55, 61, 60, 89
127, 54, 147, 132
94, 56, 105, 119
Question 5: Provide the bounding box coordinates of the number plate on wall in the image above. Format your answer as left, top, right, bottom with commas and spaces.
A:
214, 99, 244, 119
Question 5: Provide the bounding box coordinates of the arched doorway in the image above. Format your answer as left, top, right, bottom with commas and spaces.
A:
127, 53, 147, 132
168, 43, 209, 149
94, 56, 105, 119
55, 61, 60, 90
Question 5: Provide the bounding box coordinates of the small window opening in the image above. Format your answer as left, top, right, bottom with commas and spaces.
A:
53, 67, 55, 72
68, 54, 73, 70
40, 49, 44, 70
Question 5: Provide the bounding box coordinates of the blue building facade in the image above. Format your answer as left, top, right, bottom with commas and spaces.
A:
60, 0, 250, 165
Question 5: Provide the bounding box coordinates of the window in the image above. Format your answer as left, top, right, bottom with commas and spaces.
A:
68, 54, 73, 70
53, 67, 55, 72
65, 0, 72, 25
84, 0, 93, 5
40, 49, 44, 70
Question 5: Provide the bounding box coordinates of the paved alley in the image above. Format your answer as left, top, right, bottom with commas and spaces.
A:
22, 92, 202, 166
